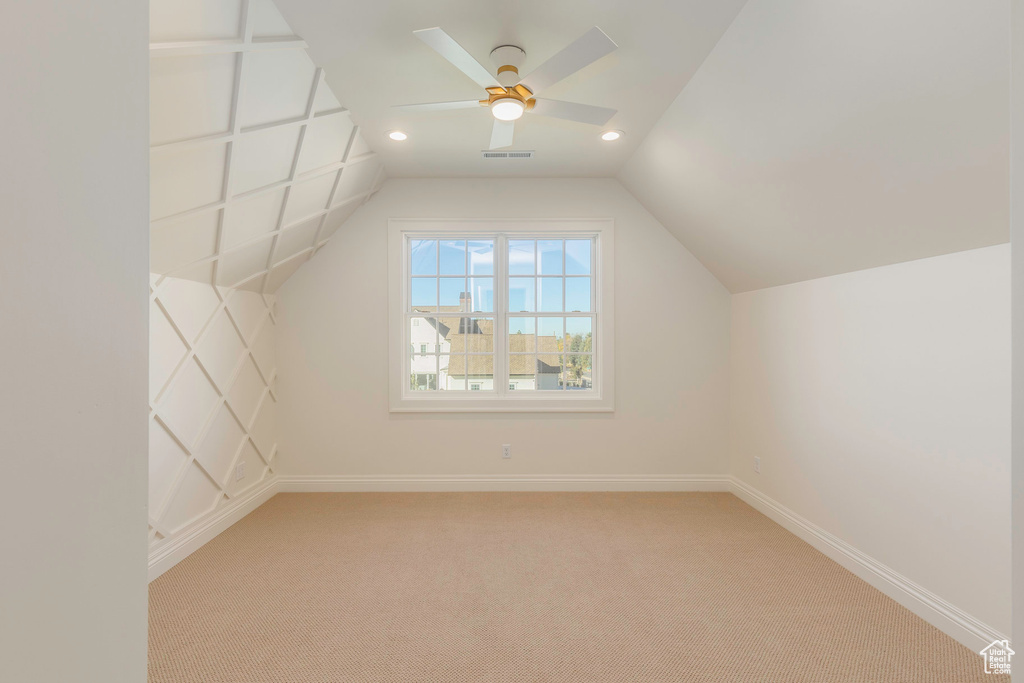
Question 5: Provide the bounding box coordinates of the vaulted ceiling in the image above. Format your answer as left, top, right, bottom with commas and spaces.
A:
150, 0, 385, 292
151, 0, 1011, 294
619, 0, 1010, 292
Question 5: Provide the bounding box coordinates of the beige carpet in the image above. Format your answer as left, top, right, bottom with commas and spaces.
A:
149, 492, 1002, 682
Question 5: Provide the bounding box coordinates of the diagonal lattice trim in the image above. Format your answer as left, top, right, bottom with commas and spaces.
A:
148, 274, 278, 544
150, 0, 386, 292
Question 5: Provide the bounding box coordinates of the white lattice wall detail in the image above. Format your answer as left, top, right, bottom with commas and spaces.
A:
148, 275, 278, 551
150, 0, 385, 293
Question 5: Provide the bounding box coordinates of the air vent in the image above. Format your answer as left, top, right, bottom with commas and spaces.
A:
481, 150, 535, 159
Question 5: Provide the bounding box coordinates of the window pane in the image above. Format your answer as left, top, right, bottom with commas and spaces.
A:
565, 353, 592, 390
537, 354, 562, 390
410, 317, 438, 353
509, 354, 535, 389
462, 318, 494, 354
440, 278, 467, 309
565, 277, 591, 312
411, 278, 437, 310
409, 354, 437, 391
535, 318, 563, 387
538, 277, 563, 312
466, 354, 494, 389
509, 277, 535, 312
538, 239, 562, 275
538, 317, 563, 348
509, 239, 535, 275
509, 317, 535, 352
439, 240, 466, 275
469, 277, 493, 312
565, 239, 591, 275
439, 354, 466, 390
469, 240, 494, 275
443, 318, 493, 354
410, 239, 437, 275
565, 317, 592, 353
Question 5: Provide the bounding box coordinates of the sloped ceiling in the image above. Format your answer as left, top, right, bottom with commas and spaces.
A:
150, 0, 385, 292
272, 0, 747, 178
619, 0, 1010, 292
151, 0, 1011, 295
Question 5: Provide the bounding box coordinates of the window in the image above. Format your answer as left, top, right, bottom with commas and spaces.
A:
389, 220, 614, 412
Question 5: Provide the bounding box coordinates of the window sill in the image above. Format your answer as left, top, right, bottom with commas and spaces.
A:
390, 394, 614, 413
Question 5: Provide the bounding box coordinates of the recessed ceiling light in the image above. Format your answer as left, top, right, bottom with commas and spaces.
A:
387, 130, 408, 141
601, 130, 623, 141
491, 98, 525, 121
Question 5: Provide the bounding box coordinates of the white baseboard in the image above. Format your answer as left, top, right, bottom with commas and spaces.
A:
147, 470, 1003, 656
728, 476, 1004, 653
148, 476, 280, 582
277, 473, 731, 492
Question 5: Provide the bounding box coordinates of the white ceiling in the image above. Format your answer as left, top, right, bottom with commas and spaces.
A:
150, 0, 385, 292
273, 0, 747, 177
150, 0, 1011, 295
619, 0, 1010, 292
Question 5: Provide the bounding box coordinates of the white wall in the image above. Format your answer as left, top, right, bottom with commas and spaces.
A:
730, 245, 1011, 637
148, 277, 279, 579
0, 0, 149, 680
1012, 0, 1023, 668
275, 178, 731, 481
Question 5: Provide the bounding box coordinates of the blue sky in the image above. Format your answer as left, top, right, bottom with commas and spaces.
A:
410, 238, 592, 313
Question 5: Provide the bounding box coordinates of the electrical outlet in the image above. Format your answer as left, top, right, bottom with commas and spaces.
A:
753, 457, 761, 474
502, 444, 511, 459
235, 462, 246, 481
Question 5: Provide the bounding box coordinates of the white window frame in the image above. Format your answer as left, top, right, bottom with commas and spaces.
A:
388, 218, 614, 412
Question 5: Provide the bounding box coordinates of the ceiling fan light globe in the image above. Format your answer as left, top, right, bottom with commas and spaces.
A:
491, 98, 525, 121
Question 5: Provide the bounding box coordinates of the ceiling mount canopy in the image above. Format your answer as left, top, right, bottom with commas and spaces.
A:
491, 45, 527, 87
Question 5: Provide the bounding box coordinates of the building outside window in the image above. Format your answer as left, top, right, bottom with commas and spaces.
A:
389, 220, 614, 412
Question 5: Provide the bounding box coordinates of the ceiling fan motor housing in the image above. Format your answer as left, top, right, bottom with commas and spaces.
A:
490, 45, 526, 87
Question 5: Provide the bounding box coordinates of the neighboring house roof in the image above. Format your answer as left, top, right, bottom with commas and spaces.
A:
424, 306, 483, 339
423, 311, 561, 377
445, 351, 560, 377
421, 302, 588, 377
446, 333, 561, 377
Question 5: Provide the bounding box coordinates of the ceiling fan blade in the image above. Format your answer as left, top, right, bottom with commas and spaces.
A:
529, 99, 616, 126
517, 27, 617, 96
414, 28, 499, 90
393, 100, 482, 112
489, 119, 514, 149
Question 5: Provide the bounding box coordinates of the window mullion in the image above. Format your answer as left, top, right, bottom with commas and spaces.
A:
591, 235, 598, 391
561, 239, 567, 390
404, 239, 411, 398
496, 234, 508, 397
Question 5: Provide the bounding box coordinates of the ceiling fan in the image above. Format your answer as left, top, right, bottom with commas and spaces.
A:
395, 26, 619, 150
